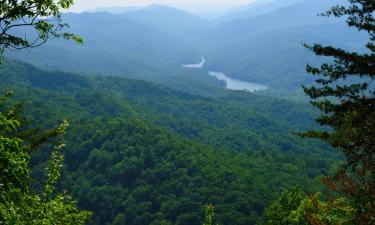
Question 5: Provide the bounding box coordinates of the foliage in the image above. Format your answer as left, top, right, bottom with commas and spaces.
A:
0, 61, 340, 225
264, 187, 355, 225
0, 93, 91, 224
305, 194, 355, 225
0, 90, 27, 194
264, 1, 375, 224
301, 0, 375, 223
264, 187, 308, 225
0, 0, 88, 222
203, 205, 217, 225
0, 0, 82, 60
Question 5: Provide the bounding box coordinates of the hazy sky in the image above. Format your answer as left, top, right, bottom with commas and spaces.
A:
69, 0, 255, 12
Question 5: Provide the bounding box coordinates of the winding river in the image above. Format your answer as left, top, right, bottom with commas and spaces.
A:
208, 71, 267, 92
182, 57, 267, 92
182, 57, 206, 68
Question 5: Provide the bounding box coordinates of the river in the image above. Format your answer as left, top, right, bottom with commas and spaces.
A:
182, 57, 206, 68
182, 57, 267, 92
208, 71, 267, 92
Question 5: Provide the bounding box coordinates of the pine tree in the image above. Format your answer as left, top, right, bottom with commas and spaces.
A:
302, 0, 375, 223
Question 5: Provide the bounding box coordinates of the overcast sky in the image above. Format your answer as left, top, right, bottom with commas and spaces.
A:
69, 0, 255, 12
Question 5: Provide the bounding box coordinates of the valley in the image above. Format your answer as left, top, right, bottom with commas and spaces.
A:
6, 0, 366, 99
182, 57, 206, 68
182, 57, 267, 92
208, 71, 267, 92
0, 60, 337, 225
1, 0, 370, 224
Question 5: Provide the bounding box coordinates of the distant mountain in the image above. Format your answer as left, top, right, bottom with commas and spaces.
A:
189, 0, 362, 92
6, 12, 200, 78
120, 4, 207, 34
218, 0, 307, 22
205, 23, 367, 90
173, 3, 242, 19
90, 6, 142, 14
7, 0, 364, 97
204, 0, 345, 44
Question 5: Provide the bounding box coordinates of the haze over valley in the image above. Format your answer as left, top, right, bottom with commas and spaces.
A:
1, 0, 372, 224
8, 0, 366, 98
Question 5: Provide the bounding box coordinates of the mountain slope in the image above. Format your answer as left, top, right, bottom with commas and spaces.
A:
0, 61, 338, 224
7, 12, 194, 72
121, 4, 207, 34
205, 23, 367, 90
193, 0, 346, 49
5, 0, 362, 97
217, 0, 308, 23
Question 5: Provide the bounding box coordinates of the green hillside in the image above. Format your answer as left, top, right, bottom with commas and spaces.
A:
0, 61, 338, 225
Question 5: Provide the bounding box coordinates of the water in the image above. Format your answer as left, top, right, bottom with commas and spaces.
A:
182, 57, 205, 68
182, 57, 267, 92
208, 71, 267, 92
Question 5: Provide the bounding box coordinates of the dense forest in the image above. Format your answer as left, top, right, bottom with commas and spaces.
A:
0, 61, 338, 224
1, 0, 374, 224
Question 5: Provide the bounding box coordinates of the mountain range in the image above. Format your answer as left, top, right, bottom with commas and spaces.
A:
1, 0, 360, 224
6, 0, 364, 97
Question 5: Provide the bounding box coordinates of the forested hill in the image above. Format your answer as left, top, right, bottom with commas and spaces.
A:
0, 61, 339, 225
6, 0, 366, 98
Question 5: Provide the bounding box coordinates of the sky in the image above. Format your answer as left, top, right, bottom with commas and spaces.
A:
69, 0, 255, 13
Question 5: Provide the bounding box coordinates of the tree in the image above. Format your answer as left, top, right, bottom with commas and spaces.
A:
203, 205, 217, 225
264, 187, 308, 225
0, 0, 82, 60
267, 1, 374, 224
302, 0, 375, 223
0, 1, 89, 223
0, 92, 91, 224
264, 187, 356, 225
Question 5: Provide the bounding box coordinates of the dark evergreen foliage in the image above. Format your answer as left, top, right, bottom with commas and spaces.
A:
301, 0, 375, 223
